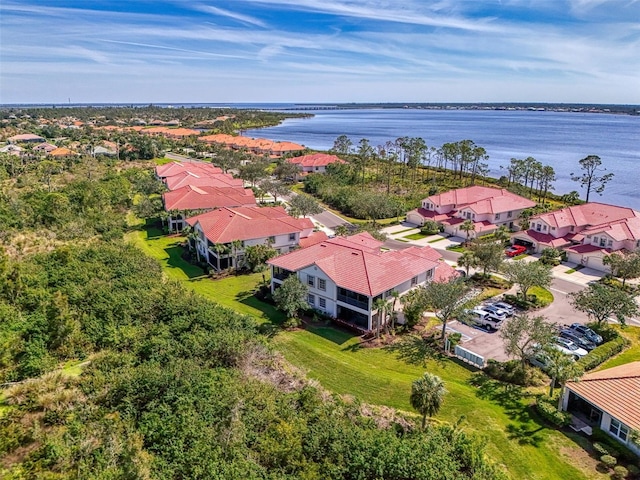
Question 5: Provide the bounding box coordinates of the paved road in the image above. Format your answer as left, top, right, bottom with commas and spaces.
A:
164, 151, 202, 163
313, 209, 352, 230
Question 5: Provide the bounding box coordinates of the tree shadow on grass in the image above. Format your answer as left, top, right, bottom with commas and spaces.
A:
506, 423, 545, 446
165, 246, 206, 279
306, 325, 355, 346
383, 334, 446, 367
469, 373, 533, 422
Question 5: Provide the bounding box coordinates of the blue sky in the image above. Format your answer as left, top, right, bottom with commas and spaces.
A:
1, 0, 639, 104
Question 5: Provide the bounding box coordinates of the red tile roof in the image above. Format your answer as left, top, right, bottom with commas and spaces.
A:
566, 361, 640, 430
164, 171, 243, 191
522, 230, 574, 248
155, 161, 222, 178
564, 244, 609, 254
48, 147, 76, 157
299, 231, 329, 248
288, 153, 345, 168
7, 133, 45, 142
268, 233, 441, 297
162, 185, 256, 211
433, 262, 459, 283
427, 186, 535, 213
187, 206, 313, 244
532, 203, 639, 230
408, 208, 450, 223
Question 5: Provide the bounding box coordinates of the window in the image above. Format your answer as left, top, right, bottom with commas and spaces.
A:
593, 236, 599, 244
269, 236, 276, 243
551, 227, 556, 231
289, 233, 296, 241
609, 418, 629, 441
319, 297, 326, 308
536, 223, 542, 232
318, 278, 326, 291
507, 211, 513, 218
607, 240, 613, 247
495, 213, 501, 220
543, 225, 547, 231
411, 276, 418, 286
599, 238, 606, 247
307, 275, 315, 287
426, 268, 433, 278
307, 294, 315, 305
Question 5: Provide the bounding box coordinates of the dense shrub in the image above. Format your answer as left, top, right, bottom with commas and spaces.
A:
577, 335, 630, 371
484, 360, 546, 387
600, 455, 617, 468
613, 466, 628, 479
421, 220, 442, 235
593, 428, 639, 464
535, 396, 571, 427
539, 248, 563, 266
594, 441, 621, 459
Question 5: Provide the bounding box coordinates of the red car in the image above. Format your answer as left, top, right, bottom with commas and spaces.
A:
505, 245, 527, 257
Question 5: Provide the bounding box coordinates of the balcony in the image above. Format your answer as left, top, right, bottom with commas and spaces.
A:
337, 288, 369, 311
273, 267, 294, 281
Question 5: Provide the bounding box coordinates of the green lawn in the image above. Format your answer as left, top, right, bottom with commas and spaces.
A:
153, 157, 176, 165
125, 220, 604, 480
125, 224, 284, 324
403, 232, 432, 240
598, 325, 640, 370
393, 227, 419, 234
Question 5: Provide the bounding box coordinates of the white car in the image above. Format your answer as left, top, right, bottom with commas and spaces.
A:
491, 301, 516, 316
553, 337, 588, 359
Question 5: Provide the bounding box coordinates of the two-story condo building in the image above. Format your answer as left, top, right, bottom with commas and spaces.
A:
187, 206, 319, 271
512, 203, 640, 271
407, 186, 536, 238
268, 232, 455, 333
287, 153, 345, 178
162, 185, 257, 232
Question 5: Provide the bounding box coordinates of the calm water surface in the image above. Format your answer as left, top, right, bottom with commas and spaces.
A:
246, 109, 640, 209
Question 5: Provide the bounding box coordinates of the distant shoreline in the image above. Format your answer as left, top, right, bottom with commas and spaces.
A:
1, 102, 639, 116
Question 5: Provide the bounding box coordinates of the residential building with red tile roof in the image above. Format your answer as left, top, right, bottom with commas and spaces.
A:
162, 185, 256, 231
164, 171, 244, 191
7, 133, 46, 143
407, 186, 535, 238
561, 361, 640, 455
155, 161, 222, 180
187, 206, 314, 271
511, 203, 640, 271
33, 142, 58, 153
48, 147, 77, 157
268, 232, 453, 332
287, 153, 346, 177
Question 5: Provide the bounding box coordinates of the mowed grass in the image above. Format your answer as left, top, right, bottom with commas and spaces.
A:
403, 232, 432, 240
127, 220, 600, 480
598, 325, 640, 370
125, 224, 284, 324
274, 329, 590, 480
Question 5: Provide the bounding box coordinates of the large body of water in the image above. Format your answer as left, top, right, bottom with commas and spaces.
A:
245, 109, 640, 210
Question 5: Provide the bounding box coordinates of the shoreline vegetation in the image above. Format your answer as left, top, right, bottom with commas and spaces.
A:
3, 102, 639, 116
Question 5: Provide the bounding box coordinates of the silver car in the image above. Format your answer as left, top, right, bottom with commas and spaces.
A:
553, 337, 588, 359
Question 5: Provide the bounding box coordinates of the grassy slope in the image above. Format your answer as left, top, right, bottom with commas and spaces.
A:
126, 222, 611, 480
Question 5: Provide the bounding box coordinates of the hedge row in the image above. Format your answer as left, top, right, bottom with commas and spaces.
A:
535, 396, 572, 427
576, 335, 630, 371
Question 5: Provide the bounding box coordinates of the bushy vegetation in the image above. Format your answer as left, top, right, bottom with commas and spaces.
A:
484, 360, 546, 387
576, 334, 630, 371
535, 396, 572, 427
304, 165, 408, 222
0, 243, 508, 478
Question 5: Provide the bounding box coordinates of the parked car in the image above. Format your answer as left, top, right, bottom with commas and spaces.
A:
505, 245, 527, 257
552, 337, 589, 359
568, 323, 603, 345
559, 329, 597, 351
489, 301, 516, 316
483, 304, 510, 319
465, 308, 504, 331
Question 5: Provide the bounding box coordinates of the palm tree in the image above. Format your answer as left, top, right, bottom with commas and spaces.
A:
457, 250, 477, 277
373, 297, 393, 338
410, 373, 447, 429
231, 239, 243, 273
460, 219, 475, 243
389, 290, 400, 331
210, 243, 229, 272
544, 348, 583, 404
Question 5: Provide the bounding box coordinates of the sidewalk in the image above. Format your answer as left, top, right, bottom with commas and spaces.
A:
381, 224, 463, 249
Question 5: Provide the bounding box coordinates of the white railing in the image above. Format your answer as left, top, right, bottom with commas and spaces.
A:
453, 345, 485, 369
